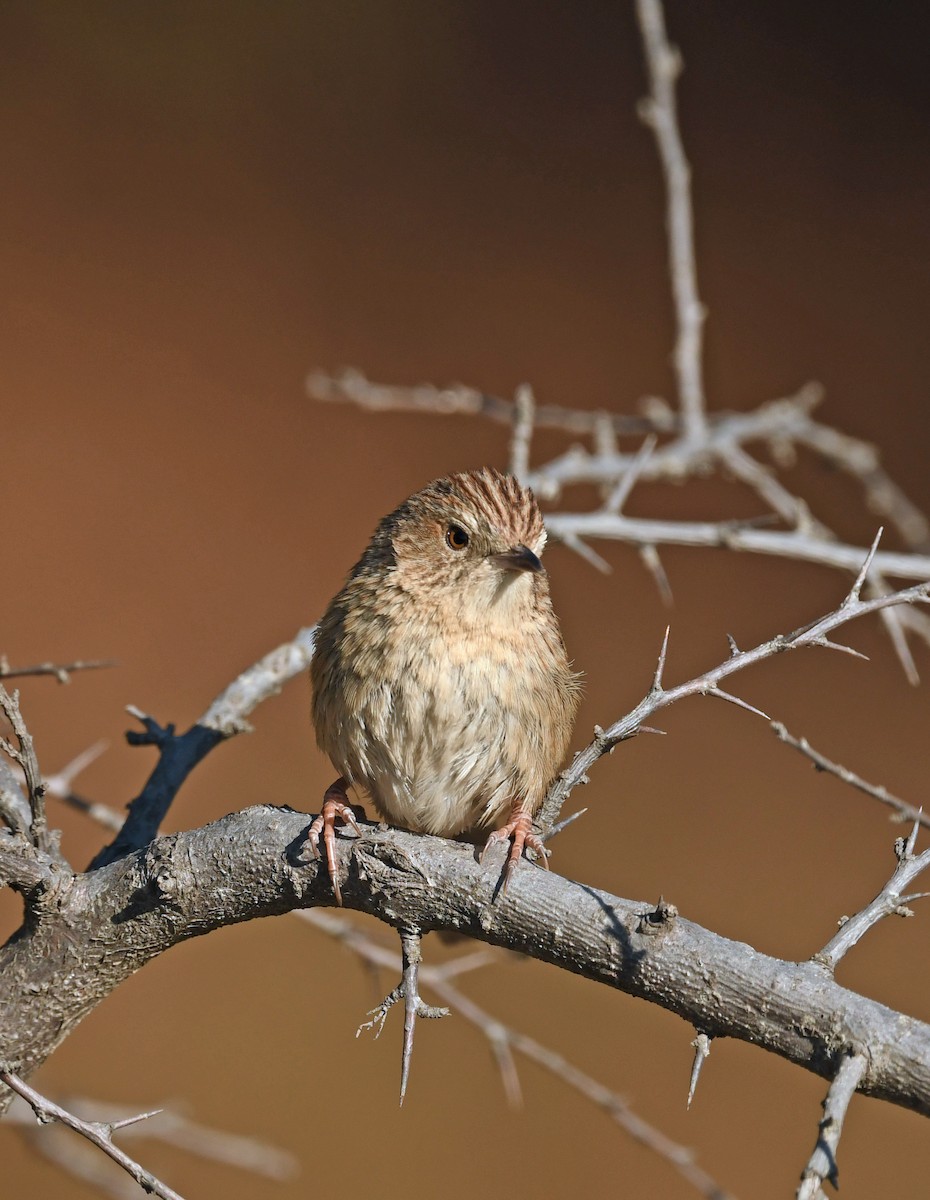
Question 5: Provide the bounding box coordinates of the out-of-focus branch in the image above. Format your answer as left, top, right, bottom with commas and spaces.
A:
6, 1093, 297, 1195
543, 510, 930, 581
635, 0, 707, 441
300, 910, 735, 1200
1, 1071, 184, 1200
0, 657, 115, 684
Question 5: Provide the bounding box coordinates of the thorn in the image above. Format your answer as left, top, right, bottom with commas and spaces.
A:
879, 606, 920, 686
687, 1033, 711, 1109
709, 687, 770, 721
604, 434, 658, 513
811, 637, 869, 662
636, 725, 667, 736
108, 1109, 164, 1131
652, 626, 671, 692
640, 543, 673, 607
845, 528, 883, 606
905, 810, 923, 859
726, 633, 740, 657
544, 808, 588, 841
561, 532, 612, 575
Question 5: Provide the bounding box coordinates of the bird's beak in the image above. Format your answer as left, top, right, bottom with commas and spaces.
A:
490, 544, 543, 573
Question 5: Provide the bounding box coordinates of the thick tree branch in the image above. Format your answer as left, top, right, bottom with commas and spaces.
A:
2, 808, 929, 1123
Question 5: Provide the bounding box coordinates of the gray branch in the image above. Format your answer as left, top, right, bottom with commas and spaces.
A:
2, 809, 929, 1124
635, 0, 707, 441
797, 1052, 868, 1199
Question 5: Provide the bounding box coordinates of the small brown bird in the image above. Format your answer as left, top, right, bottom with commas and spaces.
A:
308, 467, 581, 903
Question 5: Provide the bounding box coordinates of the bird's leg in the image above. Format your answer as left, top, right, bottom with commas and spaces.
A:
356, 927, 450, 1105
304, 776, 362, 906
481, 800, 550, 891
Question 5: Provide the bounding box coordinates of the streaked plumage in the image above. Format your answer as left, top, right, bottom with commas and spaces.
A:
309, 468, 581, 898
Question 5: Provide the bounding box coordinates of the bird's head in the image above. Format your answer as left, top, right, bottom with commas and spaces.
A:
368, 468, 548, 613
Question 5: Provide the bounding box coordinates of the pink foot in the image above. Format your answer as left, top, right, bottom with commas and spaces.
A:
481, 807, 549, 890
304, 777, 362, 905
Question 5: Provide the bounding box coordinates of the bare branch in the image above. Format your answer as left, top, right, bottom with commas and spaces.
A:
0, 686, 50, 854
815, 817, 930, 972
797, 1053, 868, 1199
301, 911, 735, 1200
635, 0, 707, 441
0, 758, 32, 837
0, 657, 115, 684
604, 434, 658, 513
771, 722, 929, 829
91, 625, 317, 867
1, 1071, 185, 1200
42, 742, 124, 832
510, 382, 535, 484
539, 572, 930, 832
307, 368, 655, 440
544, 511, 930, 582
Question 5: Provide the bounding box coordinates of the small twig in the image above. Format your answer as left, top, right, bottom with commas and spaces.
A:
797, 1052, 868, 1199
814, 815, 930, 972
510, 383, 535, 484
0, 686, 49, 853
91, 626, 317, 868
0, 757, 32, 836
687, 1033, 711, 1109
0, 657, 115, 684
771, 722, 928, 829
355, 927, 450, 1106
42, 742, 124, 832
603, 434, 659, 513
7, 1093, 297, 1189
1, 1071, 184, 1200
636, 0, 707, 441
307, 368, 655, 441
539, 555, 930, 831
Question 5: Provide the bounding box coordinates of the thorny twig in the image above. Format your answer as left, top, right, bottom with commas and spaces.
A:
6, 1093, 296, 1198
1, 1071, 185, 1200
301, 910, 735, 1200
815, 815, 930, 973
539, 535, 930, 831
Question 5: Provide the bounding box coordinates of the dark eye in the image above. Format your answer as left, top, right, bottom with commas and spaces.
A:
445, 524, 470, 551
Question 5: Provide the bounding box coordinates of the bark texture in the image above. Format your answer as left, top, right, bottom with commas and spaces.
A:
2, 806, 928, 1118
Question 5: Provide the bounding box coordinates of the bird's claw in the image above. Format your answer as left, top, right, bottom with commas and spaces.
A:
303, 778, 363, 905
481, 809, 549, 891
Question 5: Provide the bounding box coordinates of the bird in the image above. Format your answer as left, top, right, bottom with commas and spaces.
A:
307, 467, 581, 904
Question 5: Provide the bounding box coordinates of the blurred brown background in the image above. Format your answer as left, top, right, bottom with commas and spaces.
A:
2, 1, 930, 1196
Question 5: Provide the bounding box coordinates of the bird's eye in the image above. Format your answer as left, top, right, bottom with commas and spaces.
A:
445, 524, 470, 551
